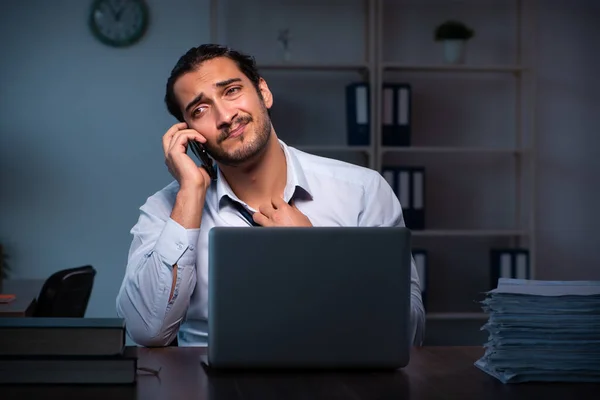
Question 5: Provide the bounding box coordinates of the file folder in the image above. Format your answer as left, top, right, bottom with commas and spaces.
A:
412, 249, 428, 309
381, 166, 425, 230
490, 249, 530, 289
411, 168, 424, 229
345, 82, 370, 146
401, 167, 425, 230
398, 168, 411, 213
381, 83, 411, 147
381, 168, 395, 192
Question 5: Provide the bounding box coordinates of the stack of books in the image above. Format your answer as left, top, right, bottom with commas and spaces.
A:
475, 278, 600, 384
0, 317, 137, 385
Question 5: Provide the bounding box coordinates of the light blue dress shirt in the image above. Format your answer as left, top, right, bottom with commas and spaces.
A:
116, 139, 425, 347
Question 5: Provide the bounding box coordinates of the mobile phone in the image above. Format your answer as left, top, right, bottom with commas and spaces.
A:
189, 140, 218, 181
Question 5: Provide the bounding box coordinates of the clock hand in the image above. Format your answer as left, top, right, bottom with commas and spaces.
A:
115, 3, 128, 21
106, 1, 119, 19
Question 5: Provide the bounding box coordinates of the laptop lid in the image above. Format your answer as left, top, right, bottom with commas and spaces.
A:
206, 226, 412, 370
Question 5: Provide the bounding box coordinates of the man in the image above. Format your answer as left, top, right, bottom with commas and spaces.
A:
116, 44, 425, 347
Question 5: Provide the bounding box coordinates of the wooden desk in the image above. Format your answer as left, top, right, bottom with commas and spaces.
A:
2, 346, 599, 399
0, 279, 44, 317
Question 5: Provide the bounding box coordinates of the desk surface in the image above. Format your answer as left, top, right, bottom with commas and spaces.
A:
0, 279, 44, 317
3, 346, 600, 399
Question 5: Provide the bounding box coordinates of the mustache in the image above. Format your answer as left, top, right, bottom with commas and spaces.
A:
217, 115, 253, 143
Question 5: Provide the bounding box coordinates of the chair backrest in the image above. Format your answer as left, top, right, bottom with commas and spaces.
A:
33, 265, 96, 318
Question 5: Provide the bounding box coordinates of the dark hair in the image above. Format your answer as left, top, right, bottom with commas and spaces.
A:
164, 44, 262, 122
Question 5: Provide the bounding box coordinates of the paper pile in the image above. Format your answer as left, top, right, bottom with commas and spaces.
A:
475, 278, 600, 383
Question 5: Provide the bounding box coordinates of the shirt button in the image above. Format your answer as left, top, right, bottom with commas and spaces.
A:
176, 242, 184, 251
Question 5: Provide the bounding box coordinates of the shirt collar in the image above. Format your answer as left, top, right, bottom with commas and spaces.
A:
216, 139, 313, 210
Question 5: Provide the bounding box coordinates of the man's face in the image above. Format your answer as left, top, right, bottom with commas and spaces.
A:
173, 57, 273, 167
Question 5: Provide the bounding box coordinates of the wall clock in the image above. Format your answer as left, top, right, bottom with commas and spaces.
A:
89, 0, 149, 48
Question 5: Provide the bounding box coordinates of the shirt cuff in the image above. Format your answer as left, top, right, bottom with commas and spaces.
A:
153, 218, 200, 267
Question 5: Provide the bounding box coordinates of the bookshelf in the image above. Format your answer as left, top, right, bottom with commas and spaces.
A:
376, 0, 536, 328
210, 0, 378, 169
383, 63, 526, 73
257, 63, 369, 71
209, 0, 537, 328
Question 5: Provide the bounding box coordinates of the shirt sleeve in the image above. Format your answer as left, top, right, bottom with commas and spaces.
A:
358, 171, 426, 346
116, 192, 200, 347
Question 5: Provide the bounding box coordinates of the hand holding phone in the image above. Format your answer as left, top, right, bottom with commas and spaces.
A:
163, 122, 215, 190
188, 140, 217, 181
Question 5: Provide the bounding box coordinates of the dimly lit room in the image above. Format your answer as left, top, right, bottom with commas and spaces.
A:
1, 0, 599, 396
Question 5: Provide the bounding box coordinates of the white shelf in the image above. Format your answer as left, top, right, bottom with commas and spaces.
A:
381, 146, 529, 155
298, 146, 529, 156
412, 230, 528, 237
257, 63, 369, 71
211, 0, 537, 330
383, 63, 525, 74
294, 145, 372, 153
427, 312, 488, 320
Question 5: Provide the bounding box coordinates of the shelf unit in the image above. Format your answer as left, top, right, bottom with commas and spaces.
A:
376, 0, 536, 325
381, 146, 529, 154
209, 0, 536, 324
257, 63, 370, 71
210, 0, 379, 169
383, 63, 526, 73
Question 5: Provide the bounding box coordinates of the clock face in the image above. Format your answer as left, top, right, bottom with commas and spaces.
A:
89, 0, 149, 47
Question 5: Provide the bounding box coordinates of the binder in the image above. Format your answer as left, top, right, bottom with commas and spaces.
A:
385, 166, 425, 230
381, 168, 395, 191
398, 168, 411, 212
345, 82, 370, 146
412, 249, 428, 310
381, 83, 411, 147
412, 168, 424, 229
490, 249, 530, 289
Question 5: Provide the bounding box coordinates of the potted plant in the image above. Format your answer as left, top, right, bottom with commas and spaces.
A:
434, 20, 475, 64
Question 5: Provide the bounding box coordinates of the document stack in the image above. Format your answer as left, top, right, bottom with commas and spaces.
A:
475, 278, 600, 384
0, 317, 137, 385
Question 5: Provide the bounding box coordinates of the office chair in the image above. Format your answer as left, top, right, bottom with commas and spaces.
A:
33, 265, 96, 318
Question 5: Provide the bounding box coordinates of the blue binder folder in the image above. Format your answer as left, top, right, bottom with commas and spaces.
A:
382, 166, 425, 230
381, 83, 411, 147
345, 82, 370, 146
490, 249, 530, 289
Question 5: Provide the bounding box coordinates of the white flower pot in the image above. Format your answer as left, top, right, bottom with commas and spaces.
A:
442, 40, 466, 64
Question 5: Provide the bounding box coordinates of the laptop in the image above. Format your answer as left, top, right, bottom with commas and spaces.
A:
203, 226, 413, 370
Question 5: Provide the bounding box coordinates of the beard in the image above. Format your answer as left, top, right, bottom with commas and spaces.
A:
204, 102, 272, 167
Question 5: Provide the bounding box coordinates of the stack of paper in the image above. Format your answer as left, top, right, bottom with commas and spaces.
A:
475, 278, 600, 384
